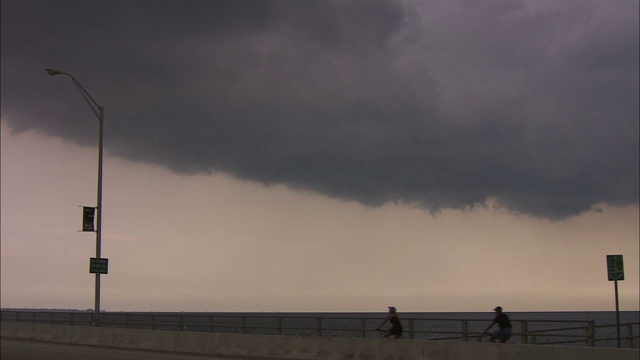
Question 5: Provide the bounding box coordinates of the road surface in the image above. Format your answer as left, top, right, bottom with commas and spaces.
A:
0, 339, 254, 360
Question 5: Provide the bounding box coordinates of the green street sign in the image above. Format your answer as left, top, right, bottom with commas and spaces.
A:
90, 257, 108, 274
608, 273, 624, 281
606, 255, 623, 281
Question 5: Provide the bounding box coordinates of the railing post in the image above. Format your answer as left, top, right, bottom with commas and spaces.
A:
462, 320, 468, 341
317, 318, 323, 337
625, 324, 633, 349
586, 321, 595, 347
409, 319, 415, 339
277, 317, 283, 335
125, 314, 130, 328
151, 315, 156, 330
360, 319, 366, 337
521, 321, 528, 344
240, 317, 246, 334
208, 316, 213, 332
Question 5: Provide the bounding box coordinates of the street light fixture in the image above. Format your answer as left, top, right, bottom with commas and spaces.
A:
46, 68, 105, 326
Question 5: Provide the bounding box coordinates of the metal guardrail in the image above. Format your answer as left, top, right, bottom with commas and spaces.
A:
593, 323, 639, 349
1, 310, 638, 348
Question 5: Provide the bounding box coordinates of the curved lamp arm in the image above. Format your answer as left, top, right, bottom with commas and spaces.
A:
45, 68, 103, 120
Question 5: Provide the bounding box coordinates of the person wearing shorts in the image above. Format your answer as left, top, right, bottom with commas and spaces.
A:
483, 306, 512, 343
377, 306, 403, 338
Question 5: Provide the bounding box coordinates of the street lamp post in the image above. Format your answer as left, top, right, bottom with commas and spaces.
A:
46, 68, 104, 326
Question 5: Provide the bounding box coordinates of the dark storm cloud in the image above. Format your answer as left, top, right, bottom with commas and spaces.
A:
2, 0, 638, 220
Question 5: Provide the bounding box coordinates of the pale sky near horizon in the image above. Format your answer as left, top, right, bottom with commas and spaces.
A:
2, 124, 638, 312
1, 0, 639, 313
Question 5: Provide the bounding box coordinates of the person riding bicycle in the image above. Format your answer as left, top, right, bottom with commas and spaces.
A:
483, 306, 512, 343
377, 306, 403, 339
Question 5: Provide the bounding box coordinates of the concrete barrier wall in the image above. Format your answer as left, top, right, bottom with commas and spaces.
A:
2, 322, 638, 360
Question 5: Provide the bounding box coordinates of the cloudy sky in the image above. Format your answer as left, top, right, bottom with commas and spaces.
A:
1, 0, 638, 313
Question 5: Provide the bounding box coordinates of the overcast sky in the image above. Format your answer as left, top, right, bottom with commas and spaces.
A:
1, 0, 638, 313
